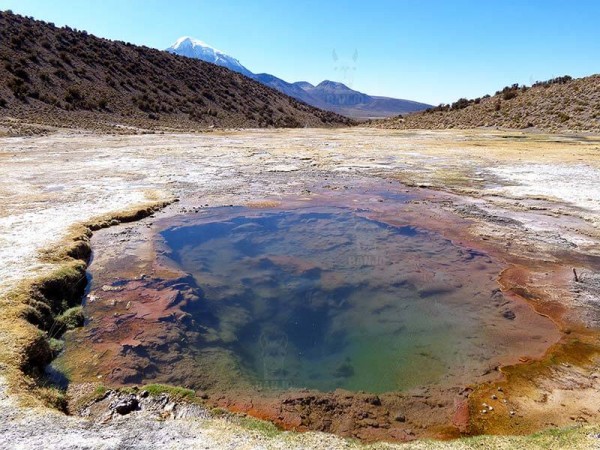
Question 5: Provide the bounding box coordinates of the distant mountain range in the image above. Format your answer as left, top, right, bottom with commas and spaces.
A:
167, 37, 432, 119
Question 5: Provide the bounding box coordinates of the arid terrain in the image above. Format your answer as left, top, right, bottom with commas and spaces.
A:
373, 75, 600, 133
0, 11, 351, 132
1, 128, 600, 448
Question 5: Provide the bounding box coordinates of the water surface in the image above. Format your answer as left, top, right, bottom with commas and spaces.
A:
159, 207, 522, 393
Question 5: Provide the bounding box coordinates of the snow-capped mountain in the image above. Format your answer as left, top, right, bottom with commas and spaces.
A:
166, 36, 432, 118
166, 36, 254, 78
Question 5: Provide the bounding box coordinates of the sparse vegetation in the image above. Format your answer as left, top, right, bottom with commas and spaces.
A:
234, 416, 282, 438
0, 10, 352, 131
374, 74, 600, 132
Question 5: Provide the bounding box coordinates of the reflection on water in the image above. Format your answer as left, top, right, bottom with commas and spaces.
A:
160, 208, 514, 393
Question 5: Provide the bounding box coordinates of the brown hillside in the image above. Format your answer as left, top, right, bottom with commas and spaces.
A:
0, 11, 352, 132
372, 75, 600, 132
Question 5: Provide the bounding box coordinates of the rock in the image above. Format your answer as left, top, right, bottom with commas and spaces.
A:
112, 395, 139, 415
365, 395, 381, 406
393, 413, 406, 422
502, 310, 516, 320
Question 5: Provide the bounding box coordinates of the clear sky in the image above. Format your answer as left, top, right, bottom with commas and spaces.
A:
1, 0, 599, 105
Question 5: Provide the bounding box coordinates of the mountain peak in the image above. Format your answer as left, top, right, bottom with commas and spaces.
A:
316, 80, 351, 90
293, 81, 314, 89
171, 36, 222, 53
166, 37, 254, 78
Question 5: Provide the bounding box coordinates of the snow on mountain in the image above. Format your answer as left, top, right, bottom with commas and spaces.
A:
166, 36, 254, 78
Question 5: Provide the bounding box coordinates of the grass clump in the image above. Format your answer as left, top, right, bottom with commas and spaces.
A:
52, 306, 84, 336
235, 416, 282, 438
142, 383, 195, 401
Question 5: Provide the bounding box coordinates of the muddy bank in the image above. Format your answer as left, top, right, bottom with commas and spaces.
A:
0, 200, 173, 410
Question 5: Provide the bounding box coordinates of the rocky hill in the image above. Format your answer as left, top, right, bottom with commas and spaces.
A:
0, 11, 352, 132
372, 75, 600, 132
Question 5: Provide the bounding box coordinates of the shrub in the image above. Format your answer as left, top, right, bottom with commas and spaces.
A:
451, 98, 472, 110
503, 90, 518, 100
557, 112, 570, 123
8, 77, 28, 99
13, 67, 30, 81
53, 69, 69, 80
65, 87, 84, 105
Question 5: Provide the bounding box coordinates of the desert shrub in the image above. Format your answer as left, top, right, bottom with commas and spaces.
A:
59, 52, 72, 65
10, 35, 24, 48
13, 67, 30, 81
65, 86, 84, 106
8, 77, 28, 99
53, 69, 69, 80
533, 75, 572, 88
451, 98, 471, 110
557, 112, 570, 123
503, 90, 518, 100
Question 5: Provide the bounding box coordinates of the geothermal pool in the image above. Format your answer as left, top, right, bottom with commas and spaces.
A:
56, 201, 557, 401
162, 207, 519, 393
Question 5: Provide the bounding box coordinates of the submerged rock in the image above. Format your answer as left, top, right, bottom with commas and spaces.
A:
502, 310, 516, 320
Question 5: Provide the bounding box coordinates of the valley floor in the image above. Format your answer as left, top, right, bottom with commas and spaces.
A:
1, 128, 600, 448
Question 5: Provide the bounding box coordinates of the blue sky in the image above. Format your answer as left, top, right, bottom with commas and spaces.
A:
1, 0, 599, 105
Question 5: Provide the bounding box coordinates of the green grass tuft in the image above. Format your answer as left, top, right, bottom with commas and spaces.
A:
235, 416, 282, 438
142, 383, 195, 401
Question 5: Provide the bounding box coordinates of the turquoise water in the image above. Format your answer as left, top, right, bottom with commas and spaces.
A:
161, 207, 511, 393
